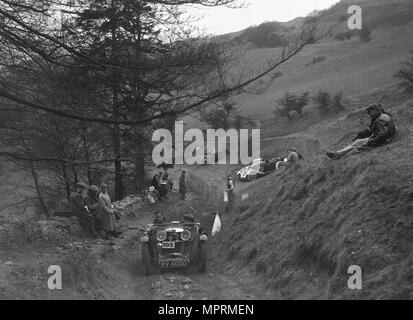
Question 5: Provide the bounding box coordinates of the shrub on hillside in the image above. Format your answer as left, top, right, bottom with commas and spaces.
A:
359, 27, 372, 42
334, 31, 353, 41
313, 91, 331, 114
296, 92, 310, 116
313, 91, 345, 114
276, 92, 309, 119
338, 14, 346, 22
306, 56, 326, 67
271, 71, 283, 81
334, 27, 372, 43
332, 93, 345, 112
274, 105, 292, 121
203, 102, 253, 130
394, 54, 413, 93
203, 105, 229, 130
235, 22, 286, 48
312, 56, 326, 64
304, 15, 318, 25
304, 9, 327, 25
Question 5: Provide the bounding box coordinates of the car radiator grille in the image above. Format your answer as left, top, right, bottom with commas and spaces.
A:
160, 232, 187, 256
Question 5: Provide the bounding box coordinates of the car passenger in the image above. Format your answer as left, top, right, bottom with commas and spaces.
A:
154, 211, 165, 224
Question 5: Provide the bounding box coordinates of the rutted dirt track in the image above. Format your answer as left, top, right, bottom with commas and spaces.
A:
79, 164, 269, 300
0, 132, 324, 300
0, 144, 283, 300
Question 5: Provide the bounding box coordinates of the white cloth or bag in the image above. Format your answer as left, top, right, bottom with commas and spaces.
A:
212, 214, 221, 236
147, 194, 155, 204
224, 191, 228, 202
276, 158, 287, 170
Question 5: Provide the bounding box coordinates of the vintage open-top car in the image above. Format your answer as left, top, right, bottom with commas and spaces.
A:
236, 157, 282, 181
140, 219, 207, 276
236, 158, 264, 181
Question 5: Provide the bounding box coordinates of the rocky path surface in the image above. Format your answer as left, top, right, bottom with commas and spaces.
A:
2, 130, 314, 300
80, 165, 267, 300
0, 159, 272, 300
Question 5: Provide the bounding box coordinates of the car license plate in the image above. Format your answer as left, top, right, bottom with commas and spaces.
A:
162, 242, 175, 249
160, 260, 189, 268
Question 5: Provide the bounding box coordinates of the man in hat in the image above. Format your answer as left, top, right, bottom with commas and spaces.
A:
179, 171, 187, 200
183, 213, 195, 223
286, 148, 302, 166
157, 170, 169, 200
85, 185, 101, 233
69, 181, 98, 237
276, 147, 303, 173
326, 103, 396, 160
152, 173, 160, 191
225, 176, 236, 213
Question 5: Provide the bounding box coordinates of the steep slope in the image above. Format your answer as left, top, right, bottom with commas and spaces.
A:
221, 0, 413, 120
213, 99, 413, 299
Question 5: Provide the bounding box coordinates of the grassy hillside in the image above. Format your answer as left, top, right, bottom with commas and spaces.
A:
217, 0, 413, 122
213, 98, 413, 299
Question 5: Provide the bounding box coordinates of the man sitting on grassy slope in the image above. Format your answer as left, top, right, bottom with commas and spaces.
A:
326, 103, 396, 160
276, 147, 304, 175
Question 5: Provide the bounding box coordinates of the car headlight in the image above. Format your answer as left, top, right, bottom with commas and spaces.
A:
181, 230, 191, 241
156, 230, 167, 242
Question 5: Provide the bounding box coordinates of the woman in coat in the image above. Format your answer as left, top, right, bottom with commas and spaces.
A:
98, 183, 117, 239
85, 185, 101, 232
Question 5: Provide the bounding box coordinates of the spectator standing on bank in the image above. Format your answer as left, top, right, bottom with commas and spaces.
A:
179, 171, 187, 200
225, 176, 236, 213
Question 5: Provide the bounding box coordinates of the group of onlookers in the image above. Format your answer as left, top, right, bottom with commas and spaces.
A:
68, 104, 396, 240
68, 104, 396, 235
219, 104, 398, 218
150, 170, 187, 201
69, 182, 122, 240
151, 170, 173, 200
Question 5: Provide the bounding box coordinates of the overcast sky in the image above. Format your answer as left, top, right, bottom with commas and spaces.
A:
187, 0, 340, 35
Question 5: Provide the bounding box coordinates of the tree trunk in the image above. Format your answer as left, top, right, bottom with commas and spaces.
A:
133, 6, 144, 194
72, 163, 78, 185
81, 126, 92, 184
61, 162, 71, 203
29, 161, 50, 218
134, 150, 145, 192
111, 0, 122, 201
113, 121, 122, 200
